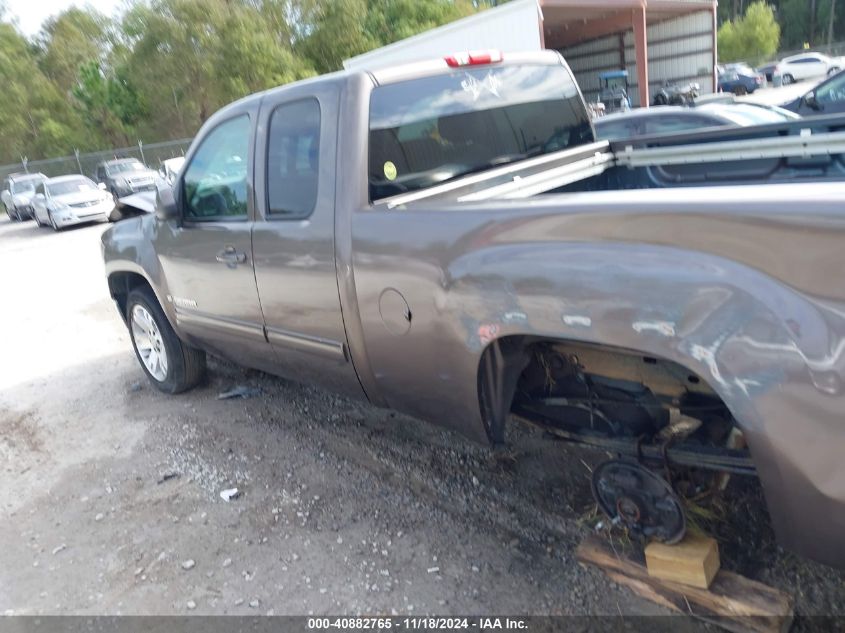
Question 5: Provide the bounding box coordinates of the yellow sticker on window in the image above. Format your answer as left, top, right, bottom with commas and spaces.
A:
383, 161, 397, 181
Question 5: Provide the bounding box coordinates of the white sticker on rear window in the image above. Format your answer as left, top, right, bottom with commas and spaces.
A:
461, 71, 502, 101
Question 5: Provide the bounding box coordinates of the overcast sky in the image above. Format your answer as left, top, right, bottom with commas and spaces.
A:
5, 0, 124, 37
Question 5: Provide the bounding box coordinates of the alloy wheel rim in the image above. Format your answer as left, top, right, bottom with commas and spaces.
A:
131, 304, 168, 381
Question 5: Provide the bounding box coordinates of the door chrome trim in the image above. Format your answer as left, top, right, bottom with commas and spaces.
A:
265, 325, 347, 362
175, 307, 266, 341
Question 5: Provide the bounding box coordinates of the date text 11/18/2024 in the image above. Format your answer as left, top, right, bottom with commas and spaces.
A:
307, 617, 528, 630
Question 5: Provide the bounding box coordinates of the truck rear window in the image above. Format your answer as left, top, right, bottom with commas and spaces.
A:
368, 64, 593, 200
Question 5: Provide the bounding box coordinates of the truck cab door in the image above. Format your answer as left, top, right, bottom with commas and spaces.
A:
251, 85, 364, 398
155, 109, 270, 369
804, 72, 845, 115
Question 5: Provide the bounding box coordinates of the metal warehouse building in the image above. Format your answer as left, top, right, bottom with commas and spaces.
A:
344, 0, 718, 108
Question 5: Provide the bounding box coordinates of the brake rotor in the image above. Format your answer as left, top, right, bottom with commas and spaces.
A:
591, 459, 686, 544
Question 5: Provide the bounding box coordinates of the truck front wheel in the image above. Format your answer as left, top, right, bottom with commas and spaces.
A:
126, 286, 206, 393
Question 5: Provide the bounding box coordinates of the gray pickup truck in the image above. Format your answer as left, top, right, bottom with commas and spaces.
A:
102, 51, 845, 567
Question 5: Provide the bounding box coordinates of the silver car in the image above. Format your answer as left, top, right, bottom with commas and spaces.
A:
32, 175, 115, 231
2, 172, 47, 221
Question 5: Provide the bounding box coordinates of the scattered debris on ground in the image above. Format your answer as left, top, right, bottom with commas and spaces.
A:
217, 386, 261, 400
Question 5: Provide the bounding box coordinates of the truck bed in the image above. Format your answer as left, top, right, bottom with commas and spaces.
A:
379, 113, 845, 209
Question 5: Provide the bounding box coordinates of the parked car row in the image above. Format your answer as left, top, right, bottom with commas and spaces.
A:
1, 156, 185, 230
723, 51, 845, 94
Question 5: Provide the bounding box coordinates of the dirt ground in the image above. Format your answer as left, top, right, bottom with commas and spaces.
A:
1, 217, 843, 618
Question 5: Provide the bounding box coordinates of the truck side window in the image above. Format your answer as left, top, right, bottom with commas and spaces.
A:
815, 73, 845, 104
266, 99, 320, 218
183, 115, 250, 220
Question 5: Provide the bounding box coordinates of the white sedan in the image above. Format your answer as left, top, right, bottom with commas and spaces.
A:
31, 175, 116, 231
776, 52, 843, 84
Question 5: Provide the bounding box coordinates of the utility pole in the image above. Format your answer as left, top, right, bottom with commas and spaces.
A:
829, 0, 837, 48
810, 0, 818, 44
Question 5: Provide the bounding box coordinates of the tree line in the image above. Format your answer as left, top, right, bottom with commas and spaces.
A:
718, 0, 845, 63
0, 0, 491, 165
1, 0, 842, 165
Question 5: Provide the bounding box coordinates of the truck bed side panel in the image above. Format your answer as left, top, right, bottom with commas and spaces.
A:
349, 182, 845, 567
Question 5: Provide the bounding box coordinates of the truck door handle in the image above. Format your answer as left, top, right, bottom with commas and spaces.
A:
216, 246, 247, 266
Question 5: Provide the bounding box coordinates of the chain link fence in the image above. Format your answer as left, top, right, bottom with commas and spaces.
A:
0, 138, 193, 182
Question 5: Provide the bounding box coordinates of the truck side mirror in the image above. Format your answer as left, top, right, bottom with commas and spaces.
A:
155, 183, 179, 221
97, 182, 107, 190
804, 91, 822, 110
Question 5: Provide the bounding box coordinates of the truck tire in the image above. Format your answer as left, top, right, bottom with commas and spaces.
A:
126, 285, 206, 393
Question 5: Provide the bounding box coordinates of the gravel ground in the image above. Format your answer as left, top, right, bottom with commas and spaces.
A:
1, 217, 843, 618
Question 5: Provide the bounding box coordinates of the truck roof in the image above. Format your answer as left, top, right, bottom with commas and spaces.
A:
367, 49, 566, 85
210, 49, 568, 124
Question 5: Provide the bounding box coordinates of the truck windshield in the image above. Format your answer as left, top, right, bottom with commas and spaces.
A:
368, 63, 593, 200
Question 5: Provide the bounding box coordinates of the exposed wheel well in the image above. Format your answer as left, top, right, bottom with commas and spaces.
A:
478, 337, 752, 474
107, 271, 153, 324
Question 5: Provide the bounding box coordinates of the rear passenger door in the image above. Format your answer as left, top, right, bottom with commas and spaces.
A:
251, 83, 364, 398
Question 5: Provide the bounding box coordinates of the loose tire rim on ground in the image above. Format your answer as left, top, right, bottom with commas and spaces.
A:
131, 304, 169, 381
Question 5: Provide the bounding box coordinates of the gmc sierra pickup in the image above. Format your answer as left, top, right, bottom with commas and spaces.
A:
102, 50, 845, 567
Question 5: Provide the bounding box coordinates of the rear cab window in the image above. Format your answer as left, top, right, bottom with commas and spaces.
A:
368, 63, 594, 201
266, 99, 321, 218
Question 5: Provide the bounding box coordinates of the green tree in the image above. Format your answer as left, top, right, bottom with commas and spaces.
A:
298, 0, 376, 74
364, 0, 476, 46
718, 1, 780, 63
38, 8, 110, 95
216, 4, 315, 99
72, 61, 143, 146
0, 22, 88, 162
0, 0, 496, 161
298, 0, 481, 73
121, 0, 313, 139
